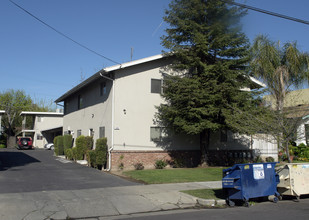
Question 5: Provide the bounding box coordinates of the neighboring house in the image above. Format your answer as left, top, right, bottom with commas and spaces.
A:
20, 110, 63, 148
264, 88, 309, 146
0, 110, 5, 135
55, 54, 275, 170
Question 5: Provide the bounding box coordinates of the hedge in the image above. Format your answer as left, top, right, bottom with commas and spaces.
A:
75, 135, 87, 160
53, 135, 64, 156
63, 134, 73, 151
95, 138, 108, 169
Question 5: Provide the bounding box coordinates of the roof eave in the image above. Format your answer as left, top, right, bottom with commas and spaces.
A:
55, 54, 164, 103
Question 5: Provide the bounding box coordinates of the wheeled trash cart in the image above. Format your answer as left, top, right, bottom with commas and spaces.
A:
276, 163, 309, 201
222, 163, 280, 207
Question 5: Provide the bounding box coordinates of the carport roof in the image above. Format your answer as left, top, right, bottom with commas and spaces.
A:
20, 111, 63, 116
0, 110, 5, 114
41, 126, 63, 133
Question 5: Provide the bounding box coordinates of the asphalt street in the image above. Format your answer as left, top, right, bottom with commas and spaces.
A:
0, 148, 139, 193
115, 198, 309, 220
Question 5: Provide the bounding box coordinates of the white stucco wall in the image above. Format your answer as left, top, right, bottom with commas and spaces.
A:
296, 118, 309, 146
62, 81, 113, 148
112, 59, 200, 151
33, 115, 63, 148
209, 130, 278, 160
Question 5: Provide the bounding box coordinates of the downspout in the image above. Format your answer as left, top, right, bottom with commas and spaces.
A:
99, 72, 115, 171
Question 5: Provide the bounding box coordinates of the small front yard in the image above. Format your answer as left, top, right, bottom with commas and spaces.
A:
122, 167, 224, 184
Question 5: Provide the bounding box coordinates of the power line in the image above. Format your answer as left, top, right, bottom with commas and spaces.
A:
222, 0, 309, 26
9, 0, 120, 64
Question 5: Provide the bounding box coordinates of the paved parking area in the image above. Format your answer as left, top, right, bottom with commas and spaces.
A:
0, 148, 139, 193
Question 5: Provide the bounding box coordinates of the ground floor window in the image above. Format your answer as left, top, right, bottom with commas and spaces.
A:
150, 127, 163, 142
99, 126, 105, 138
77, 129, 81, 137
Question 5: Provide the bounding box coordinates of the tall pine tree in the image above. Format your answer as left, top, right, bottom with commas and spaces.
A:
156, 0, 259, 162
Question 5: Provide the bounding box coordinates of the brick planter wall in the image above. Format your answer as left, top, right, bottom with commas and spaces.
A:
110, 150, 201, 171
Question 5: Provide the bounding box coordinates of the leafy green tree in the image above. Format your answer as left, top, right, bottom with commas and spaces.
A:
0, 90, 32, 148
156, 0, 256, 163
250, 35, 309, 162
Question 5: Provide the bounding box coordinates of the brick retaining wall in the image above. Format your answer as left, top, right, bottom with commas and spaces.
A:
110, 150, 201, 171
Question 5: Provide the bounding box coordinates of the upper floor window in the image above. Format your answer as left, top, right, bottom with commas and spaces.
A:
64, 100, 69, 114
100, 82, 107, 96
78, 95, 83, 109
151, 79, 163, 94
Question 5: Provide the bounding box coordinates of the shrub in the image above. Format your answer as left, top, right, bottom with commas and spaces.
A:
172, 158, 185, 168
254, 156, 263, 163
65, 148, 73, 160
54, 136, 64, 155
155, 159, 167, 169
265, 157, 275, 162
87, 150, 96, 168
95, 138, 108, 170
53, 136, 58, 155
63, 135, 73, 151
0, 144, 6, 148
57, 136, 64, 155
75, 135, 87, 159
118, 162, 124, 170
85, 136, 94, 150
72, 147, 83, 161
134, 162, 144, 170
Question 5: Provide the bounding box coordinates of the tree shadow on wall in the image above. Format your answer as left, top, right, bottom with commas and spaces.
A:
154, 131, 202, 168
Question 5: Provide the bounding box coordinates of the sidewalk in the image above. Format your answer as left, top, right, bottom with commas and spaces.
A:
0, 181, 223, 220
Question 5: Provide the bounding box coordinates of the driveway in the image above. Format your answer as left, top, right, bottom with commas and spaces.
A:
0, 148, 139, 193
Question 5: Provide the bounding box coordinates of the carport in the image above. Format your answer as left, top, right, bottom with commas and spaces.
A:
41, 126, 63, 143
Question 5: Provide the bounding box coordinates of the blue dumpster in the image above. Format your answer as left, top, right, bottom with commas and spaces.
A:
222, 163, 280, 207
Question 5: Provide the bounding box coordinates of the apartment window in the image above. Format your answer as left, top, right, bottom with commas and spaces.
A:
77, 129, 82, 137
100, 82, 107, 96
89, 128, 94, 137
99, 126, 105, 138
220, 129, 228, 142
150, 127, 162, 142
64, 100, 69, 114
151, 79, 162, 94
78, 95, 83, 109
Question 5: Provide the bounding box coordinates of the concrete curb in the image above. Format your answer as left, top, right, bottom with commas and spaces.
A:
196, 198, 226, 207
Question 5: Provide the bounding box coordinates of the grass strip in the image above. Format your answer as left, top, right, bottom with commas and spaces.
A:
123, 167, 224, 184
181, 188, 225, 200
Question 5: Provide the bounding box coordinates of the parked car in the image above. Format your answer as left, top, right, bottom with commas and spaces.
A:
17, 137, 33, 150
44, 143, 54, 150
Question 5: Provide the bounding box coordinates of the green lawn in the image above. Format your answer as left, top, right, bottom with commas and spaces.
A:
122, 167, 224, 184
181, 188, 225, 200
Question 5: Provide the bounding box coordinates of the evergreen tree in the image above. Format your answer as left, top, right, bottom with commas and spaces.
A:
156, 0, 258, 161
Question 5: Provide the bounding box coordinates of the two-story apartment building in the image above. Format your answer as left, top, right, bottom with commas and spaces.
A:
20, 111, 63, 148
56, 54, 277, 170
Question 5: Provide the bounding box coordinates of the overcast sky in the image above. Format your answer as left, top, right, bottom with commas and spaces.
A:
1, 0, 309, 108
